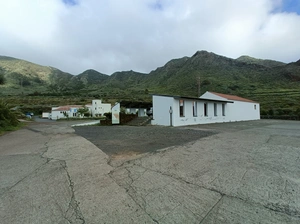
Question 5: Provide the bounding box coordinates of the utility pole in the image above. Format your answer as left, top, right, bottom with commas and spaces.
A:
197, 76, 201, 97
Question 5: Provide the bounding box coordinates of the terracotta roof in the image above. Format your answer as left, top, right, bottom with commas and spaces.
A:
153, 94, 233, 103
208, 92, 257, 103
52, 105, 84, 111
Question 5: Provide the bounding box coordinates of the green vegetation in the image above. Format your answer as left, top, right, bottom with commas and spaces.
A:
77, 107, 90, 117
0, 51, 300, 116
0, 101, 22, 134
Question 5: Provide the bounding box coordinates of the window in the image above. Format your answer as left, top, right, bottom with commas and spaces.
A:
204, 103, 208, 116
214, 103, 217, 116
254, 105, 256, 110
179, 100, 184, 117
193, 101, 197, 117
222, 104, 225, 116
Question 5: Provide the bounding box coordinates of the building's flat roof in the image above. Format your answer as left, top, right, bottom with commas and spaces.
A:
152, 94, 233, 103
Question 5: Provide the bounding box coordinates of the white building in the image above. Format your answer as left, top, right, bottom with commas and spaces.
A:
51, 105, 84, 120
151, 91, 260, 127
50, 99, 111, 120
88, 100, 111, 117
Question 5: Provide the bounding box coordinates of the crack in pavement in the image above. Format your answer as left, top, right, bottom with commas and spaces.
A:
0, 160, 48, 198
39, 137, 86, 223
199, 195, 224, 224
61, 160, 86, 224
108, 174, 159, 224
110, 165, 213, 223
119, 161, 300, 219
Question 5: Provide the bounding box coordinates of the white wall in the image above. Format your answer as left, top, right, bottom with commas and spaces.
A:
91, 99, 111, 117
172, 100, 227, 126
51, 110, 62, 120
151, 95, 174, 126
200, 91, 260, 122
226, 101, 260, 121
51, 107, 78, 120
125, 108, 147, 117
152, 95, 260, 127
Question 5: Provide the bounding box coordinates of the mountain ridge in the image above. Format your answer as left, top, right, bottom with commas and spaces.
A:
1, 51, 300, 114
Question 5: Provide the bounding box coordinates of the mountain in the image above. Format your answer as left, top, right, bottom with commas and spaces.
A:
236, 55, 286, 68
75, 69, 109, 85
0, 55, 73, 94
1, 51, 300, 114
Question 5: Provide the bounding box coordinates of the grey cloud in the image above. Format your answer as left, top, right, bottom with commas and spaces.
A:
0, 0, 299, 75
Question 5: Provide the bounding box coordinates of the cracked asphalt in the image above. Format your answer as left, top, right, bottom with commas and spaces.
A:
0, 119, 300, 223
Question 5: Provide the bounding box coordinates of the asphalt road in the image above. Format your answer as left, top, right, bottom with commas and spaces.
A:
0, 119, 300, 223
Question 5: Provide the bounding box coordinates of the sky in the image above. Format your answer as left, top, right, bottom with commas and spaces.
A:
0, 0, 299, 75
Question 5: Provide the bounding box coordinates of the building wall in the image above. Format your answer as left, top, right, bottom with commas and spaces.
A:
226, 101, 260, 121
172, 100, 227, 126
51, 110, 63, 120
51, 107, 80, 120
91, 100, 111, 117
200, 91, 260, 122
151, 95, 260, 127
151, 95, 174, 126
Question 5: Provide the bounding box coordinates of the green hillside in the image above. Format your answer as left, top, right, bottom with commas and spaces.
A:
0, 55, 73, 95
0, 52, 299, 115
236, 55, 286, 68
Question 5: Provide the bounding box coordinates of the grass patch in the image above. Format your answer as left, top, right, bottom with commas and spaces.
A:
0, 122, 26, 136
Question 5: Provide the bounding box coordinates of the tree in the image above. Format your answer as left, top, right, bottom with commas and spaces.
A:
62, 111, 69, 119
77, 107, 89, 117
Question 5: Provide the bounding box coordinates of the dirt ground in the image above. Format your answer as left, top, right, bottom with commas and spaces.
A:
74, 125, 216, 158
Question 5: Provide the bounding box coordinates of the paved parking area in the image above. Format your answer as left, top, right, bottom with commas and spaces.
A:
0, 119, 300, 223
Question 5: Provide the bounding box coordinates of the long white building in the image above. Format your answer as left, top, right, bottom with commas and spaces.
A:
151, 91, 260, 126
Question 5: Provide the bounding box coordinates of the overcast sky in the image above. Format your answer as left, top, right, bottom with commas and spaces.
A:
0, 0, 299, 75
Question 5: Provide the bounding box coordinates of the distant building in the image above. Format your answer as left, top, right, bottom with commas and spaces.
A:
50, 105, 84, 120
151, 91, 260, 126
87, 100, 111, 117
50, 99, 111, 120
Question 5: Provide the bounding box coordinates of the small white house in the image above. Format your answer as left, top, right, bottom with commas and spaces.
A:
151, 91, 260, 126
51, 105, 84, 120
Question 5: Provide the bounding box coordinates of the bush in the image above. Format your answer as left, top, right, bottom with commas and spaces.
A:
104, 112, 112, 120
0, 101, 19, 130
0, 74, 5, 85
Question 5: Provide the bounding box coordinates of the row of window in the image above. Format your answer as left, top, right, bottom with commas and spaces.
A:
179, 100, 226, 117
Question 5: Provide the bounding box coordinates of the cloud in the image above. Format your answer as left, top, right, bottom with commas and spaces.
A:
0, 0, 299, 75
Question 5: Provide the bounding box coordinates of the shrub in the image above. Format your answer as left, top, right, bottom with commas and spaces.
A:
104, 112, 112, 120
0, 74, 5, 85
0, 101, 19, 129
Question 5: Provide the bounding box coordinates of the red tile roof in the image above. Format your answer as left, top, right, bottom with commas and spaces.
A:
208, 92, 257, 103
52, 105, 84, 111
